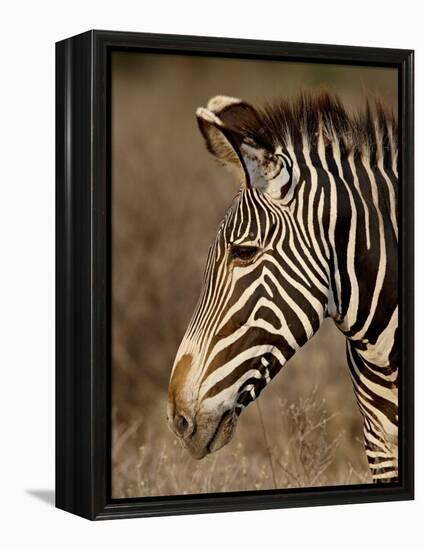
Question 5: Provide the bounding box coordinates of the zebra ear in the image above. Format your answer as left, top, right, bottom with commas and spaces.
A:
196, 96, 295, 199
196, 98, 249, 186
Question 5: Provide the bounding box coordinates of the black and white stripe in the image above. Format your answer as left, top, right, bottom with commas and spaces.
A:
168, 93, 398, 483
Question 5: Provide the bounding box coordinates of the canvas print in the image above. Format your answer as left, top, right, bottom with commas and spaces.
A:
111, 52, 398, 498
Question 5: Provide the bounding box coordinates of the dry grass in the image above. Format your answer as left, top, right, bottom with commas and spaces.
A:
112, 379, 370, 498
111, 53, 395, 498
112, 320, 372, 498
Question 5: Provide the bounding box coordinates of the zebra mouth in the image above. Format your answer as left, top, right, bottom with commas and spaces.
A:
207, 409, 237, 454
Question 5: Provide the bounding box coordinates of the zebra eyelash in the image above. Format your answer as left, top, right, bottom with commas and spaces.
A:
228, 242, 260, 263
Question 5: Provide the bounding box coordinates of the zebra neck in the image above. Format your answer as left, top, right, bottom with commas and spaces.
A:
321, 150, 398, 344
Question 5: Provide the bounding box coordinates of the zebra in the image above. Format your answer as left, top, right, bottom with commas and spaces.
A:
167, 92, 398, 484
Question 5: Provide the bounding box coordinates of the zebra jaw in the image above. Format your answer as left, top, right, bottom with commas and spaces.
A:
198, 361, 274, 458
207, 408, 238, 454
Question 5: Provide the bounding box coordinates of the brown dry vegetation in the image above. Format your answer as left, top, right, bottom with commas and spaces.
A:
111, 52, 397, 498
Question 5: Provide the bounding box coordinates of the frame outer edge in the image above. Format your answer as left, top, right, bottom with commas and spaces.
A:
55, 30, 96, 520
399, 49, 414, 498
56, 30, 415, 520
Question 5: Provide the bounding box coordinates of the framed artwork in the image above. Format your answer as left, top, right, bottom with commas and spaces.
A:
56, 30, 414, 520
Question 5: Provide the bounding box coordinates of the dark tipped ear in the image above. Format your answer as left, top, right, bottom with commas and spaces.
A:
196, 96, 297, 199
196, 101, 249, 186
206, 95, 263, 132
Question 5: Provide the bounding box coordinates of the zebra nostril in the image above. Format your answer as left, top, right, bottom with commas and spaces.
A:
173, 412, 194, 438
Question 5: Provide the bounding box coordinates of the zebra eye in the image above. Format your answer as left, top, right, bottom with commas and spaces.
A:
230, 244, 259, 263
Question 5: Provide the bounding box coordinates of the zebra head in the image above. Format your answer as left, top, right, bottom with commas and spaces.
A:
168, 95, 333, 459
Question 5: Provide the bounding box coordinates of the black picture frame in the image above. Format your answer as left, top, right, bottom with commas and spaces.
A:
55, 30, 414, 520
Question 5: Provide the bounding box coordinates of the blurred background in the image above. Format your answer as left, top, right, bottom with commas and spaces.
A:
111, 52, 397, 498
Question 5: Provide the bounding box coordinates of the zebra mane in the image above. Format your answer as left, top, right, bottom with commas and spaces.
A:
238, 91, 398, 169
